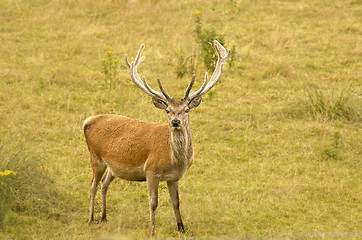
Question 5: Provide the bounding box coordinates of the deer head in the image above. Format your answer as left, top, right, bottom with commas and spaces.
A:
125, 40, 231, 131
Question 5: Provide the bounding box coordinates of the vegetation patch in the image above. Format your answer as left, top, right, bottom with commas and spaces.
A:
172, 10, 236, 78
0, 139, 58, 228
304, 85, 360, 121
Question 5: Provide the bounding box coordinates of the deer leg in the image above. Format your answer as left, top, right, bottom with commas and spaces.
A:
89, 159, 106, 224
167, 181, 185, 233
100, 168, 115, 223
147, 175, 160, 236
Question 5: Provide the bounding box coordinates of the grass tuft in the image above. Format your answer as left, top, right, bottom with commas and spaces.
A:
0, 138, 58, 228
321, 131, 343, 161
304, 85, 360, 121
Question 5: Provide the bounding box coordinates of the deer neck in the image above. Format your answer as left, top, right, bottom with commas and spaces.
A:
169, 119, 193, 164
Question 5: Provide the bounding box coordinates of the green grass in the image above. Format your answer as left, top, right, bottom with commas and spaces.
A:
304, 85, 360, 121
0, 0, 361, 239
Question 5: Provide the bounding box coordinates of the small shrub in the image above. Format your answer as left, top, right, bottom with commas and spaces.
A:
227, 0, 242, 13
321, 147, 340, 161
173, 48, 195, 78
38, 76, 45, 89
101, 50, 120, 89
194, 11, 236, 72
172, 11, 236, 79
321, 131, 343, 161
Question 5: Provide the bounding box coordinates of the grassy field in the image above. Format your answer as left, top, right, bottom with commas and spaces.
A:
0, 0, 361, 239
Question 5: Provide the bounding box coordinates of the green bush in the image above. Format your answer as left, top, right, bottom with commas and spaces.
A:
194, 11, 235, 72
0, 139, 56, 227
173, 11, 236, 78
101, 50, 120, 89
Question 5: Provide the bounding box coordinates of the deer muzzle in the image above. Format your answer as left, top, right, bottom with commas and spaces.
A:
171, 119, 181, 128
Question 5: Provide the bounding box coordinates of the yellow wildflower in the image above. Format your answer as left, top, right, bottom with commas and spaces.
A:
38, 198, 46, 202
106, 51, 112, 54
5, 170, 17, 175
101, 58, 106, 62
0, 170, 18, 176
195, 11, 201, 16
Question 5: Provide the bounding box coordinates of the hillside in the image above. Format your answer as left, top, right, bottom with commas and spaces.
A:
0, 0, 361, 239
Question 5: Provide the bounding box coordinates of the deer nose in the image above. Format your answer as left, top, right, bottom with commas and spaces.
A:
171, 119, 180, 127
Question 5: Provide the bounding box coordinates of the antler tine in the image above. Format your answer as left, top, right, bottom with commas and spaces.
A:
142, 77, 166, 100
199, 63, 225, 96
157, 79, 172, 101
214, 40, 230, 60
126, 43, 167, 101
125, 43, 145, 69
135, 44, 145, 65
189, 40, 231, 98
127, 44, 147, 89
183, 74, 196, 100
129, 62, 155, 98
188, 72, 209, 100
125, 54, 131, 69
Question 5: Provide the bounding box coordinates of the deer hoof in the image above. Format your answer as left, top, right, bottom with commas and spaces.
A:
177, 222, 185, 233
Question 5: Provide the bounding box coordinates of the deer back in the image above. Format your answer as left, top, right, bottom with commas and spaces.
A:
84, 114, 172, 180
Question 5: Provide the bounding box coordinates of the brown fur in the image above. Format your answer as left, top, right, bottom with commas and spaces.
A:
84, 114, 193, 181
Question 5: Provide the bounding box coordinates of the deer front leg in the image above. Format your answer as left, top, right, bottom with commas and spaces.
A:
167, 181, 185, 233
147, 175, 160, 236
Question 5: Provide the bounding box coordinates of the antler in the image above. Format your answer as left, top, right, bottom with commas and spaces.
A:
186, 40, 231, 100
125, 44, 171, 101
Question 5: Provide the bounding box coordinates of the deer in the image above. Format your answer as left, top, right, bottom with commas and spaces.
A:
83, 40, 230, 236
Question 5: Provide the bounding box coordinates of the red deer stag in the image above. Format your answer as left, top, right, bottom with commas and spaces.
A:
83, 40, 230, 235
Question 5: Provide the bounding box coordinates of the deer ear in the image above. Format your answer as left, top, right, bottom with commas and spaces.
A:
152, 98, 168, 110
188, 96, 202, 109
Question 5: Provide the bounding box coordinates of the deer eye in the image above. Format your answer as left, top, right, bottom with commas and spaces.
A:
166, 109, 170, 114
185, 109, 190, 113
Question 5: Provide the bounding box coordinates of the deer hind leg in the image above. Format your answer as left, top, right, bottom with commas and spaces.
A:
100, 168, 115, 223
167, 181, 185, 233
147, 175, 160, 236
89, 155, 106, 224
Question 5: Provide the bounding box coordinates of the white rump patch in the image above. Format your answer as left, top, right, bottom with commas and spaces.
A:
83, 116, 96, 128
